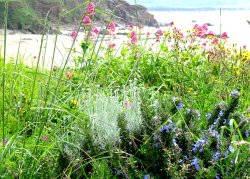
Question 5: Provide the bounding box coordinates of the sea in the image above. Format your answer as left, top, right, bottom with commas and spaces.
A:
150, 10, 250, 49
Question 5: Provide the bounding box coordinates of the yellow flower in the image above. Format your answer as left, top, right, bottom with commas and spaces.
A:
70, 99, 79, 108
165, 31, 171, 36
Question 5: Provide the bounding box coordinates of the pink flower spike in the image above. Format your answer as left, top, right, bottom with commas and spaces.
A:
130, 34, 138, 44
92, 27, 99, 35
221, 32, 229, 39
155, 29, 163, 37
85, 2, 95, 17
202, 23, 208, 31
43, 135, 47, 141
82, 16, 92, 27
212, 38, 219, 44
108, 22, 116, 32
70, 30, 77, 39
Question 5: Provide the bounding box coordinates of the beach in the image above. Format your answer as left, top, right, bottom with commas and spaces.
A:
1, 10, 250, 68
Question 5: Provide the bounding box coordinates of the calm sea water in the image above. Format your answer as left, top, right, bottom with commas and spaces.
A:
150, 10, 250, 48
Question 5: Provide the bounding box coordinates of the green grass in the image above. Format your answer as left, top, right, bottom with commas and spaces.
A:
0, 1, 250, 178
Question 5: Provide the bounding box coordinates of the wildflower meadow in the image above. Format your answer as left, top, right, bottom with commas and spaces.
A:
0, 1, 250, 178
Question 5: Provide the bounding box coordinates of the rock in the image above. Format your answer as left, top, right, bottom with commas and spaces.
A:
205, 23, 213, 26
21, 38, 32, 40
0, 0, 158, 33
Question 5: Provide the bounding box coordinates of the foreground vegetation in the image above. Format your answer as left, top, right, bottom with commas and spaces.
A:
1, 1, 250, 178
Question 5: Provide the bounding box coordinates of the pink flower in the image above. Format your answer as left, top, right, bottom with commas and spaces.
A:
197, 34, 205, 39
128, 24, 134, 30
155, 29, 163, 37
221, 32, 228, 39
82, 16, 92, 27
169, 21, 174, 26
208, 49, 214, 55
205, 31, 215, 38
192, 24, 205, 38
193, 24, 199, 29
70, 30, 77, 39
243, 45, 247, 49
212, 38, 219, 44
66, 71, 74, 79
92, 27, 99, 35
108, 43, 116, 49
202, 42, 207, 47
130, 31, 136, 38
85, 2, 95, 17
202, 23, 208, 32
130, 32, 138, 44
108, 22, 116, 32
43, 135, 47, 141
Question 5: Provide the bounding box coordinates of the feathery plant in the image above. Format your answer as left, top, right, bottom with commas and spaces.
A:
123, 80, 143, 133
84, 92, 123, 149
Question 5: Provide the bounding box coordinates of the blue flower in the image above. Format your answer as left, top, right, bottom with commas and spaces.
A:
245, 131, 249, 138
228, 145, 234, 153
153, 134, 159, 141
116, 169, 122, 176
191, 158, 199, 171
196, 110, 201, 120
230, 90, 240, 98
144, 175, 149, 179
224, 151, 228, 157
216, 173, 221, 179
219, 110, 225, 117
173, 138, 178, 146
214, 152, 221, 161
154, 143, 159, 148
206, 113, 211, 119
177, 102, 183, 110
160, 125, 170, 133
192, 139, 207, 153
209, 129, 219, 138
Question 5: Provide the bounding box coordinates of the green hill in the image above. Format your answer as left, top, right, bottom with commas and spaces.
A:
0, 0, 157, 33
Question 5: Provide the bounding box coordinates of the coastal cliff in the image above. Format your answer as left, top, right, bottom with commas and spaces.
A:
0, 0, 158, 33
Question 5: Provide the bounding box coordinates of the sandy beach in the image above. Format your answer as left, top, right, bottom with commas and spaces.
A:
0, 26, 157, 68
1, 9, 250, 69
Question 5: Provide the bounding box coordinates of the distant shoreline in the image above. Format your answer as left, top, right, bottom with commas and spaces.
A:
148, 7, 250, 11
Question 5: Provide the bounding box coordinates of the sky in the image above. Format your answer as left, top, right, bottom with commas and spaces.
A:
127, 0, 250, 8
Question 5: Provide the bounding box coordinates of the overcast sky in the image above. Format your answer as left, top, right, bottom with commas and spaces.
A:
127, 0, 250, 8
